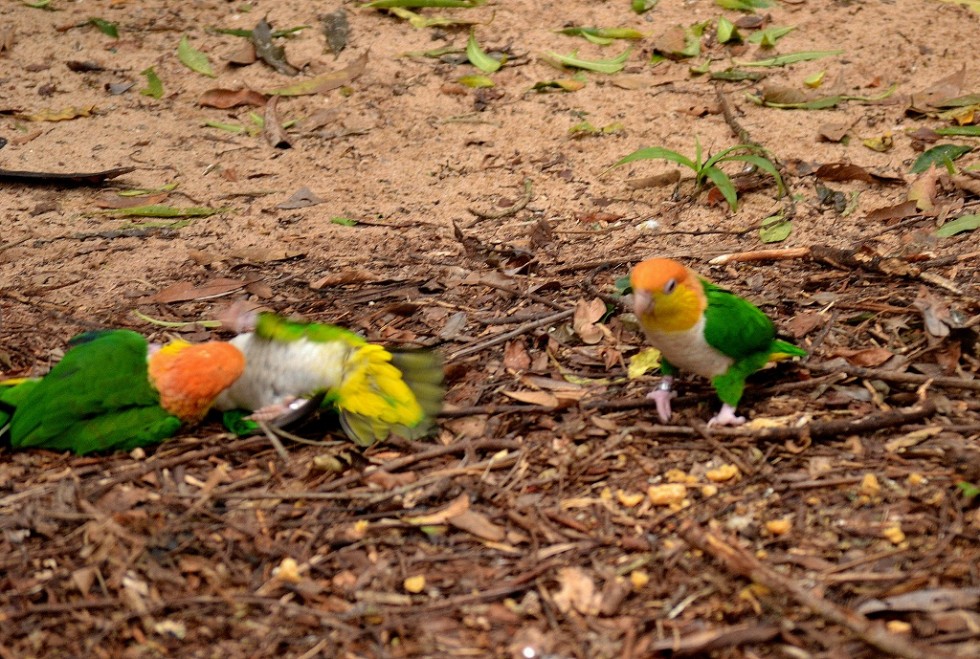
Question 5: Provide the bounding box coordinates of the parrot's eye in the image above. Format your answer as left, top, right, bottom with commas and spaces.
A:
663, 279, 677, 294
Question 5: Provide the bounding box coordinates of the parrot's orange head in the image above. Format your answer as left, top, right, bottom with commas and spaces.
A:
630, 258, 706, 332
148, 341, 245, 422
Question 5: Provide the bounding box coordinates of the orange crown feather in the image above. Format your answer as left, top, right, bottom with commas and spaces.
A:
148, 342, 245, 422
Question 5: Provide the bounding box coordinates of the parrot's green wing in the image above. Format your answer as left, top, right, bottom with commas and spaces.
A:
701, 280, 776, 360
701, 280, 806, 407
9, 330, 181, 454
255, 312, 366, 346
1, 379, 39, 435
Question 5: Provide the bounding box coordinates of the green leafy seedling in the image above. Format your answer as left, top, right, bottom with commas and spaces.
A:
608, 139, 784, 211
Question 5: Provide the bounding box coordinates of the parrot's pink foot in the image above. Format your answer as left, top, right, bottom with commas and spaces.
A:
646, 376, 675, 423
707, 404, 746, 427
248, 397, 300, 422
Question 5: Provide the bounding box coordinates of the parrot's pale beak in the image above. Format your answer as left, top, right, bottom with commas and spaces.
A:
633, 290, 653, 316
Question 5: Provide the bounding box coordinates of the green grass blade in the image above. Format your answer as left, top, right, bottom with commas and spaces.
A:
466, 31, 502, 73
543, 48, 630, 74
702, 166, 738, 211
737, 49, 842, 67
722, 154, 785, 194
609, 147, 697, 172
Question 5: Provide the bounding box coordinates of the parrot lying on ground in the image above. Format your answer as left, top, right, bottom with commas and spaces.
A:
214, 311, 444, 447
0, 330, 245, 454
630, 257, 806, 426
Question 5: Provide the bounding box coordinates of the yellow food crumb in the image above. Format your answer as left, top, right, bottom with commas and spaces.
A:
765, 518, 793, 536
860, 473, 880, 497
907, 473, 925, 486
701, 484, 718, 498
886, 620, 911, 634
665, 469, 697, 484
883, 525, 906, 545
274, 557, 301, 584
403, 575, 426, 593
616, 489, 645, 507
629, 570, 649, 590
706, 464, 740, 482
647, 483, 687, 506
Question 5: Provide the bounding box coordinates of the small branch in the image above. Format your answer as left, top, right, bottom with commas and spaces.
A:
808, 362, 980, 392
678, 520, 954, 659
709, 247, 811, 265
466, 178, 532, 225
447, 308, 573, 362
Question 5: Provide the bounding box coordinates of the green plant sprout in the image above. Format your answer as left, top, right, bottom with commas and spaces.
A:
608, 139, 784, 211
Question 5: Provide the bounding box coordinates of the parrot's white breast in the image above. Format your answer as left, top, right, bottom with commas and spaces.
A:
214, 333, 351, 411
642, 316, 733, 379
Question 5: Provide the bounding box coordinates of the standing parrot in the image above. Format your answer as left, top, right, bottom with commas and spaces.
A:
630, 258, 806, 426
214, 312, 444, 447
0, 330, 245, 454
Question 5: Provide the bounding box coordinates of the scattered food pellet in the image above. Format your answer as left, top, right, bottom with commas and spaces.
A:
665, 469, 697, 484
860, 473, 881, 497
907, 473, 926, 486
883, 524, 906, 545
274, 557, 301, 584
403, 575, 426, 593
616, 489, 645, 507
765, 518, 793, 536
629, 570, 649, 590
647, 483, 687, 506
701, 484, 718, 498
886, 620, 912, 634
706, 464, 740, 482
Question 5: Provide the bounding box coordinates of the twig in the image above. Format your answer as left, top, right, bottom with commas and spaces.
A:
677, 520, 953, 659
477, 279, 565, 311
715, 86, 756, 147
808, 363, 980, 392
466, 178, 533, 225
709, 247, 811, 265
447, 308, 573, 361
258, 420, 291, 463
709, 401, 937, 440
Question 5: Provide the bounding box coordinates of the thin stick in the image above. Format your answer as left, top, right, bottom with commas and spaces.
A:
678, 520, 953, 659
709, 247, 811, 265
447, 308, 573, 361
258, 420, 291, 463
808, 363, 980, 392
466, 178, 533, 224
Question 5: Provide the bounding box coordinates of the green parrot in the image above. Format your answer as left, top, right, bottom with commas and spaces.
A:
214, 312, 444, 446
630, 257, 807, 426
0, 330, 245, 454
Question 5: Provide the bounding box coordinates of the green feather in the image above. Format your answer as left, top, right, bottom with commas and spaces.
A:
8, 330, 182, 454
256, 312, 365, 346
701, 280, 806, 407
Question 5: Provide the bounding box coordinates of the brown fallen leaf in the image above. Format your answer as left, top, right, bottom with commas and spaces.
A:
650, 26, 688, 59
907, 164, 939, 212
198, 88, 268, 109
815, 162, 874, 183
267, 51, 367, 96
16, 105, 95, 121
573, 298, 607, 345
501, 390, 559, 408
503, 340, 531, 371
626, 169, 682, 189
818, 121, 853, 142
404, 493, 469, 526
908, 65, 965, 113
865, 200, 919, 224
309, 268, 377, 289
148, 277, 257, 304
785, 311, 825, 339
0, 165, 135, 185
951, 173, 980, 197
576, 211, 623, 223
228, 247, 305, 264
447, 509, 506, 542
912, 286, 956, 338
831, 347, 894, 367
225, 40, 257, 65
263, 96, 292, 149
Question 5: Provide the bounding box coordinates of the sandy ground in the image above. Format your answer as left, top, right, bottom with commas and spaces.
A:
2, 0, 980, 656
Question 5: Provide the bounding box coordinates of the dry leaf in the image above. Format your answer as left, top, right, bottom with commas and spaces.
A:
785, 311, 825, 338
16, 105, 95, 122
865, 200, 919, 224
818, 122, 852, 142
404, 493, 470, 526
263, 96, 292, 148
815, 162, 874, 183
198, 88, 268, 109
831, 347, 894, 367
448, 509, 506, 542
310, 269, 377, 289
149, 277, 254, 303
912, 286, 955, 337
94, 192, 169, 209
230, 247, 305, 264
501, 390, 559, 408
503, 340, 531, 371
552, 567, 601, 615
276, 186, 324, 209
907, 164, 939, 212
573, 298, 606, 345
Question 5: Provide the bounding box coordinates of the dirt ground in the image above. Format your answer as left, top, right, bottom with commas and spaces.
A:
2, 0, 980, 656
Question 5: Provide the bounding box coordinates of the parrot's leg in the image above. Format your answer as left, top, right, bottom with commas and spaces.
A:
646, 376, 675, 423
708, 403, 746, 427
248, 396, 300, 422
